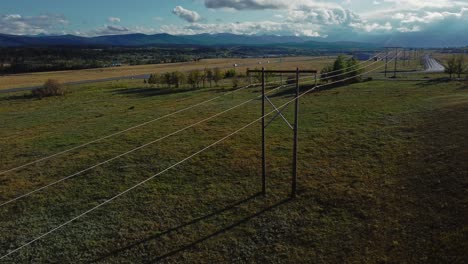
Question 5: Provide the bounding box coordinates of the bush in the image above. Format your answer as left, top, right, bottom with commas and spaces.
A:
224, 69, 237, 79
32, 79, 65, 98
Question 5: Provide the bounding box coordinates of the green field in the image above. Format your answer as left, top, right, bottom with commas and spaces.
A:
0, 76, 467, 263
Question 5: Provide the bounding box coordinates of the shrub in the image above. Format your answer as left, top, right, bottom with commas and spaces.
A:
224, 69, 237, 79
147, 73, 160, 86
232, 77, 240, 88
32, 79, 65, 98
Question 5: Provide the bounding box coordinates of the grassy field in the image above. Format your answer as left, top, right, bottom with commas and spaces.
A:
0, 56, 335, 90
0, 75, 467, 263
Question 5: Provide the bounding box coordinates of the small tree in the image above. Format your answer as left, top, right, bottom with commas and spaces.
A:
346, 57, 363, 82
201, 68, 208, 88
445, 55, 457, 79
187, 70, 202, 89
455, 55, 466, 79
163, 72, 172, 88
206, 69, 214, 87
320, 56, 363, 84
147, 73, 160, 87
171, 71, 185, 88
332, 55, 347, 81
213, 68, 223, 87
320, 65, 333, 83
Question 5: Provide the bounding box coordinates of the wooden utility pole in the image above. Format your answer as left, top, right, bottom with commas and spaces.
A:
292, 68, 300, 198
261, 68, 266, 196
248, 68, 317, 198
394, 47, 398, 77
385, 48, 388, 77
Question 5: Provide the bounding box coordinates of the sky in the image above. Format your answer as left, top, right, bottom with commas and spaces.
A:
1, 0, 467, 43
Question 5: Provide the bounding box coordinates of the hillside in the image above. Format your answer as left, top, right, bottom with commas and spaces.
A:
0, 33, 379, 49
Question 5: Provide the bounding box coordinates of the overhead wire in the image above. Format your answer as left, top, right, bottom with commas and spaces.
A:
1, 53, 390, 207
0, 51, 384, 175
0, 51, 400, 260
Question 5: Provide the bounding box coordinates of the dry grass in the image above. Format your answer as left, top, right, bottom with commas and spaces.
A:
0, 56, 333, 90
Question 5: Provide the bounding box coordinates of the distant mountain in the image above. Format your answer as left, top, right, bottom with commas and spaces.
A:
0, 32, 379, 49
278, 40, 379, 50
185, 33, 309, 46
90, 33, 196, 46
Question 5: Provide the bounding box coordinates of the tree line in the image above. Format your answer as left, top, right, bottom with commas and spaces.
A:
146, 68, 242, 89
320, 56, 363, 83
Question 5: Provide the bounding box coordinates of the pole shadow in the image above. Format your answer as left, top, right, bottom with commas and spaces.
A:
89, 192, 267, 263
111, 87, 198, 97
147, 197, 292, 263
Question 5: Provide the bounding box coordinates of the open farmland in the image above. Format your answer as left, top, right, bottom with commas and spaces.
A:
0, 74, 467, 262
0, 56, 336, 91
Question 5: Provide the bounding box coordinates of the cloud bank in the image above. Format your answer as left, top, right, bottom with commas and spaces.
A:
0, 0, 467, 46
172, 6, 202, 23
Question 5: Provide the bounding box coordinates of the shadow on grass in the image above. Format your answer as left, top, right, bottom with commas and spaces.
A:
90, 193, 291, 263
416, 77, 452, 87
0, 93, 36, 101
211, 85, 263, 94
147, 197, 291, 263
111, 87, 198, 97
269, 81, 353, 98
457, 85, 468, 90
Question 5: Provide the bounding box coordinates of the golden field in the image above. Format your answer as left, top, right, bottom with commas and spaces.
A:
0, 56, 335, 90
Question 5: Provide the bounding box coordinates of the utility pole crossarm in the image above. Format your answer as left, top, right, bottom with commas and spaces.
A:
264, 95, 294, 130
254, 68, 317, 198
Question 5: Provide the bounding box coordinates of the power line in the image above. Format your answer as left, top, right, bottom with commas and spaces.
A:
0, 52, 400, 260
1, 54, 388, 207
314, 52, 386, 83
0, 77, 317, 207
1, 56, 389, 207
0, 53, 382, 176
0, 73, 319, 176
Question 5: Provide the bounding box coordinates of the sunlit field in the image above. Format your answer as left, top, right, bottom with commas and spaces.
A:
1, 74, 466, 262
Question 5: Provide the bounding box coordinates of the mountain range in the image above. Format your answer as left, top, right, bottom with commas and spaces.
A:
0, 33, 378, 49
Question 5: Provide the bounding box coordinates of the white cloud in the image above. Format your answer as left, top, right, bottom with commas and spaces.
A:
93, 25, 130, 35
397, 25, 422, 32
172, 6, 202, 23
161, 21, 322, 37
287, 5, 361, 25
107, 17, 121, 23
0, 14, 68, 35
351, 21, 393, 32
204, 0, 286, 10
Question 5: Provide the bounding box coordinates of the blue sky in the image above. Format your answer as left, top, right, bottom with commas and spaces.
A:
1, 0, 467, 43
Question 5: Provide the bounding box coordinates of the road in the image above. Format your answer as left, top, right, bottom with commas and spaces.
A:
423, 54, 445, 73
0, 57, 328, 94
